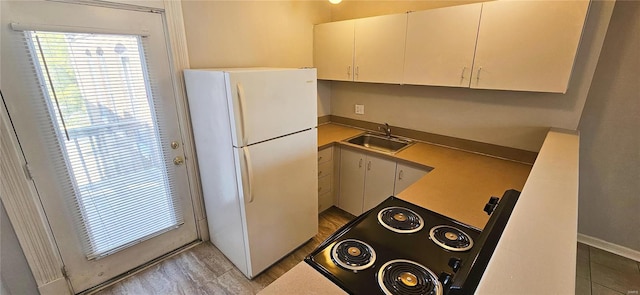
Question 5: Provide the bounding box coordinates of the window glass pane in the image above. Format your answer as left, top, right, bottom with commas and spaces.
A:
29, 31, 183, 259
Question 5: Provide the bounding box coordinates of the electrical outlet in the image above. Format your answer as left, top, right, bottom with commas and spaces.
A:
355, 104, 365, 115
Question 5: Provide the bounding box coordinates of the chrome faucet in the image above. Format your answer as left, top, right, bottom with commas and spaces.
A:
379, 122, 391, 138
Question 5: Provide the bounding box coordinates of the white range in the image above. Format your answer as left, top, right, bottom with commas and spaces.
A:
184, 68, 318, 278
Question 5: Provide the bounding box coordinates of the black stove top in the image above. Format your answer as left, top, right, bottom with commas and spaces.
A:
305, 190, 520, 295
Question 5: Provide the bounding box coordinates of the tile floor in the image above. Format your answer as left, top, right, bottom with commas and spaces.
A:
576, 242, 640, 295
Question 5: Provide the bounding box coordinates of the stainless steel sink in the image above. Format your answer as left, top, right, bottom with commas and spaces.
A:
345, 133, 414, 154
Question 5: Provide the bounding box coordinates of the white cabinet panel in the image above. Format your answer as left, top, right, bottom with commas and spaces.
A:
318, 175, 332, 196
318, 191, 334, 213
313, 2, 588, 93
339, 148, 397, 215
318, 161, 332, 179
354, 13, 407, 84
314, 20, 355, 81
470, 0, 589, 93
338, 148, 366, 216
404, 4, 481, 87
317, 146, 336, 213
394, 163, 430, 195
362, 155, 397, 212
318, 147, 333, 164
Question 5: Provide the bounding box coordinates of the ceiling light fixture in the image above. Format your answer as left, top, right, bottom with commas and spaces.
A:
329, 0, 342, 4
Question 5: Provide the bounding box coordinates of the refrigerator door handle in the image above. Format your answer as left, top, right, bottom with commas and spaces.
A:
237, 83, 248, 146
242, 146, 254, 203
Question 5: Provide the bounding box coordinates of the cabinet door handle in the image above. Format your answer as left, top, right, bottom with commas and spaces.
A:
347, 65, 351, 78
355, 66, 359, 79
358, 158, 363, 168
460, 66, 466, 80
367, 161, 371, 171
476, 67, 482, 83
399, 169, 404, 180
318, 156, 323, 162
318, 171, 322, 177
318, 187, 322, 192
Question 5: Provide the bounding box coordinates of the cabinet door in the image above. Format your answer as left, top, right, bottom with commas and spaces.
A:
404, 4, 481, 87
339, 149, 366, 215
394, 163, 429, 195
354, 13, 407, 84
362, 155, 397, 212
314, 20, 355, 81
471, 1, 589, 93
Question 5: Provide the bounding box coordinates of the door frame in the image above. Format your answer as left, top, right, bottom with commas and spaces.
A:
0, 0, 207, 294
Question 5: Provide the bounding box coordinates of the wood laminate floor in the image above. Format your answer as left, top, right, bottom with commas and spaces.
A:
94, 207, 354, 295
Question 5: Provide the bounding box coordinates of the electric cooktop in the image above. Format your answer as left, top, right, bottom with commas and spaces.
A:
305, 190, 520, 295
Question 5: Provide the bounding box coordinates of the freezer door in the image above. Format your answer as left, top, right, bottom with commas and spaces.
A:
236, 129, 318, 277
226, 69, 317, 147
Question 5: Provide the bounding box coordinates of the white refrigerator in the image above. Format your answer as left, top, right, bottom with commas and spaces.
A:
184, 68, 318, 278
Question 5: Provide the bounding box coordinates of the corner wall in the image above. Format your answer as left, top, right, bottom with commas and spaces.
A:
329, 1, 614, 152
577, 1, 640, 252
181, 1, 331, 68
181, 0, 333, 117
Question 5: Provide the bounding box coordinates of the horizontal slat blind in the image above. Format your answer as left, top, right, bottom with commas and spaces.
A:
25, 30, 183, 259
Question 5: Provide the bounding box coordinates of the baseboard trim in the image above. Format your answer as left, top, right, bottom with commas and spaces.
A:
578, 233, 640, 262
318, 115, 331, 125
38, 277, 71, 295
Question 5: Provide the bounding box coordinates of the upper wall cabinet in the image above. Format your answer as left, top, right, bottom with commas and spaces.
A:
404, 3, 482, 88
470, 1, 590, 93
314, 13, 407, 84
314, 1, 590, 93
354, 13, 407, 84
314, 20, 355, 81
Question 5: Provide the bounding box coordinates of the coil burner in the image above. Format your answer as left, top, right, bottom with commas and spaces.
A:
429, 225, 474, 252
331, 239, 376, 271
377, 259, 442, 295
377, 207, 424, 234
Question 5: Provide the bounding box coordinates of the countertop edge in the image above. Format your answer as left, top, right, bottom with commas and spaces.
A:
475, 129, 579, 294
257, 262, 348, 295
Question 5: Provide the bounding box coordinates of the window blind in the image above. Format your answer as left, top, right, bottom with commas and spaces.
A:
24, 30, 184, 260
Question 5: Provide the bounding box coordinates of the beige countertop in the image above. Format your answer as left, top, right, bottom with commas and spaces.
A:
259, 263, 347, 295
317, 123, 532, 229
260, 124, 579, 294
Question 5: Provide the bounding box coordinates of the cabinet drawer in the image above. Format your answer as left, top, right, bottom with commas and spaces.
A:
318, 161, 332, 178
318, 147, 333, 164
318, 191, 334, 213
318, 175, 332, 195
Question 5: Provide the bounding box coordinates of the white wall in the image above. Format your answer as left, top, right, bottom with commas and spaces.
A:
1, 202, 39, 295
181, 0, 332, 117
578, 1, 640, 252
329, 1, 614, 152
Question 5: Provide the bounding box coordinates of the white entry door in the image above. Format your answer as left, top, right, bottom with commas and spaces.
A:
1, 1, 198, 292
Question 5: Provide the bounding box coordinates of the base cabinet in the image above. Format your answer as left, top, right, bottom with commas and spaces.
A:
394, 163, 430, 195
337, 148, 366, 215
338, 148, 396, 216
317, 147, 335, 213
361, 155, 397, 212
338, 148, 432, 216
